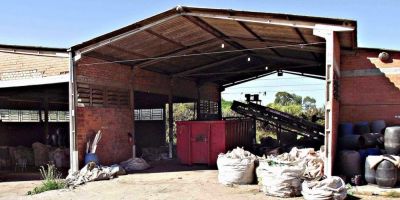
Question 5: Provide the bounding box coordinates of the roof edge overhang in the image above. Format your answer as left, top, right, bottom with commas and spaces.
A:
0, 74, 69, 89
71, 6, 358, 54
0, 43, 67, 52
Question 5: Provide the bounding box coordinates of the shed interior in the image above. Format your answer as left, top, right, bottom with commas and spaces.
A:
0, 83, 70, 179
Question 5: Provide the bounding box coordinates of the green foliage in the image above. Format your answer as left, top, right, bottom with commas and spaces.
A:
268, 103, 303, 117
274, 92, 302, 106
27, 164, 65, 195
221, 99, 238, 117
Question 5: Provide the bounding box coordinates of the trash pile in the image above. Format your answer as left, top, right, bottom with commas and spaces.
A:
66, 162, 125, 187
66, 157, 151, 187
217, 146, 347, 199
217, 147, 256, 185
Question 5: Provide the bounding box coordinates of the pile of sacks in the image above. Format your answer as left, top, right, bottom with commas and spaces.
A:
217, 147, 347, 199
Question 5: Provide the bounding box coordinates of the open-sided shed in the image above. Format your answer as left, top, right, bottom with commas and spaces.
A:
69, 6, 358, 175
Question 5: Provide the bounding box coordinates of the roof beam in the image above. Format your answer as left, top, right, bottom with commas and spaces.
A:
222, 71, 277, 88
135, 38, 219, 69
199, 63, 269, 83
183, 15, 250, 51
227, 36, 326, 53
181, 12, 355, 31
257, 53, 320, 65
236, 21, 282, 57
286, 16, 320, 60
76, 14, 181, 55
202, 63, 320, 83
145, 29, 185, 48
107, 44, 148, 58
174, 54, 247, 77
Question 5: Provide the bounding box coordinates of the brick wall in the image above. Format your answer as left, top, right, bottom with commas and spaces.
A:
76, 56, 134, 165
340, 49, 400, 125
0, 51, 69, 81
75, 56, 221, 165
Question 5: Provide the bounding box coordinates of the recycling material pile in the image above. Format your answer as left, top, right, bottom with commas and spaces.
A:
217, 147, 347, 199
257, 147, 324, 198
217, 147, 257, 185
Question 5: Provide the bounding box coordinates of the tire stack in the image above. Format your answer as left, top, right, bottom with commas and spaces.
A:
338, 120, 400, 188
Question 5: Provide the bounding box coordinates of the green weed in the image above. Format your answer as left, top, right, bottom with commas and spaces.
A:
27, 164, 66, 195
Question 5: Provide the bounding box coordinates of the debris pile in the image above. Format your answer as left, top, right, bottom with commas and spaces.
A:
66, 162, 126, 187
120, 158, 150, 172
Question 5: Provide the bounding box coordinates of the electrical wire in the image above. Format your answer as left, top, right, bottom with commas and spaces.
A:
80, 42, 325, 66
227, 83, 322, 89
222, 89, 325, 94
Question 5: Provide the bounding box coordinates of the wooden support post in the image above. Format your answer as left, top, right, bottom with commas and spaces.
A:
218, 87, 224, 120
168, 78, 174, 158
44, 92, 49, 143
130, 68, 136, 158
196, 83, 201, 120
130, 87, 135, 158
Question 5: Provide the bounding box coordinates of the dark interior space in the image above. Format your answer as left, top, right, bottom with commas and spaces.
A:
0, 83, 70, 180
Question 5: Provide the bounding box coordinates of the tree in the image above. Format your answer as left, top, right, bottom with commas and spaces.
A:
274, 92, 302, 106
303, 96, 317, 110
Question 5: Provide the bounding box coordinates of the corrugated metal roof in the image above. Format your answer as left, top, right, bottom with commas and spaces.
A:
71, 6, 359, 85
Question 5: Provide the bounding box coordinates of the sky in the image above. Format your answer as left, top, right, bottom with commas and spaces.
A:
0, 0, 399, 107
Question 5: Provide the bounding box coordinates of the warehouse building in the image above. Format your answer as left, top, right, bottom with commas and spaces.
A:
0, 6, 399, 177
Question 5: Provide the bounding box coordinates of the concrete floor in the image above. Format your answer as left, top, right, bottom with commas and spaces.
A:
0, 161, 396, 200
349, 184, 400, 197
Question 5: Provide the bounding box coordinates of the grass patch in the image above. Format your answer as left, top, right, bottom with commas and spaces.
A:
27, 164, 66, 195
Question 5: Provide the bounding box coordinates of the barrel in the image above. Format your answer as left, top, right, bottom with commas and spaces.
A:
338, 150, 361, 178
384, 126, 400, 154
362, 133, 383, 148
376, 160, 398, 188
354, 122, 370, 135
84, 153, 99, 165
338, 135, 365, 150
365, 156, 377, 184
359, 148, 381, 163
339, 123, 353, 137
370, 120, 386, 134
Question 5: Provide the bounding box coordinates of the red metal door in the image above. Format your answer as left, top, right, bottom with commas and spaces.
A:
176, 124, 190, 165
190, 123, 210, 164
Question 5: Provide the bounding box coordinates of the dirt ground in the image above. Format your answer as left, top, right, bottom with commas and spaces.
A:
0, 168, 395, 200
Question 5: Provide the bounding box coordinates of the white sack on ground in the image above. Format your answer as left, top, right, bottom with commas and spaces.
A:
302, 176, 347, 200
256, 147, 324, 198
66, 162, 125, 187
257, 158, 304, 198
120, 158, 150, 172
217, 147, 256, 185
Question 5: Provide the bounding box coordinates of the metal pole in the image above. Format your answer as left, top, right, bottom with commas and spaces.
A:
68, 51, 78, 172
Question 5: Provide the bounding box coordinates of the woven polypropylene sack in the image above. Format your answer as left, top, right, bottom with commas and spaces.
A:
302, 176, 347, 200
217, 155, 255, 185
